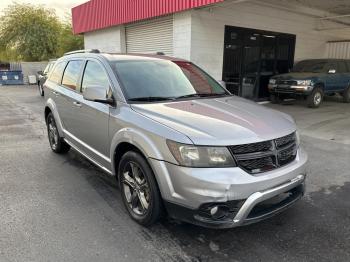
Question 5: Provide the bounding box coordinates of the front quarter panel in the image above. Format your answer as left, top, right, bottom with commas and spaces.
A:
109, 103, 192, 175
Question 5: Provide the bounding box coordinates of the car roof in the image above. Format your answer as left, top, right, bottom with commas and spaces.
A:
299, 59, 350, 62
61, 51, 189, 63
102, 53, 189, 63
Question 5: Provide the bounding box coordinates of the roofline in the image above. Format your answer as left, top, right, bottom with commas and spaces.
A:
299, 58, 350, 61
72, 0, 224, 34
103, 53, 189, 62
57, 50, 191, 62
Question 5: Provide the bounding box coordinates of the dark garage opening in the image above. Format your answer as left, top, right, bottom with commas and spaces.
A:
222, 26, 296, 101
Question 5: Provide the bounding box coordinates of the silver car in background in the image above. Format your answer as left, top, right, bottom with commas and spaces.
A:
44, 50, 307, 228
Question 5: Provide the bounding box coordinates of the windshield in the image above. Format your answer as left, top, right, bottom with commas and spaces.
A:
292, 60, 328, 73
111, 60, 229, 101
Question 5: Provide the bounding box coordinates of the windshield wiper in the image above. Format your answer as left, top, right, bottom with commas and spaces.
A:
175, 93, 201, 99
175, 93, 229, 100
128, 96, 176, 102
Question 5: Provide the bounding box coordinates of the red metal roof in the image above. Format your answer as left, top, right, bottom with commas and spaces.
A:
72, 0, 224, 34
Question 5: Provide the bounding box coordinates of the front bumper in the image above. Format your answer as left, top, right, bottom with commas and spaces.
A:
149, 148, 307, 228
269, 84, 313, 95
165, 176, 305, 228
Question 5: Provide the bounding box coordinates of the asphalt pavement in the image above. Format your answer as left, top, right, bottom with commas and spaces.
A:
0, 85, 349, 262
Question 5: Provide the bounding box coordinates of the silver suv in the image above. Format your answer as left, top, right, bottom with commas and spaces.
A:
44, 50, 307, 228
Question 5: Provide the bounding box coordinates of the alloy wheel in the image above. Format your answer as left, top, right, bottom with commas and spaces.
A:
48, 116, 59, 150
314, 92, 322, 106
121, 161, 151, 216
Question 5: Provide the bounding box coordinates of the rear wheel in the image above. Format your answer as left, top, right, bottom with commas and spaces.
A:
343, 86, 350, 103
307, 87, 323, 108
46, 113, 70, 153
118, 151, 163, 226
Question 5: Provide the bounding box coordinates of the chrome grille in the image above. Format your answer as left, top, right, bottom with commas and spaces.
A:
276, 80, 297, 86
229, 132, 297, 174
239, 156, 277, 174
230, 141, 272, 154
275, 132, 296, 149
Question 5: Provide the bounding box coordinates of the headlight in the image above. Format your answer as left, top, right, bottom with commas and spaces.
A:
269, 79, 276, 85
166, 140, 236, 168
296, 80, 312, 86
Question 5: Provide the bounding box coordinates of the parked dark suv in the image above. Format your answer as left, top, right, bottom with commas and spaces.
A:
268, 59, 350, 108
37, 60, 56, 96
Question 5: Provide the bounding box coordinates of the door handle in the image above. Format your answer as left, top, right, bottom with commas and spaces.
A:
73, 101, 82, 107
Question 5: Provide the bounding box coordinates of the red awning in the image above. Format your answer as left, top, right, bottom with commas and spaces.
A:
72, 0, 224, 34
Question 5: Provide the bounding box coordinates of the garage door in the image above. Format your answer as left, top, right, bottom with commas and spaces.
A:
126, 16, 173, 56
327, 41, 350, 59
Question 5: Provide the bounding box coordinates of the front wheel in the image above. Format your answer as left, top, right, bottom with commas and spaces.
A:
118, 151, 163, 226
307, 87, 323, 108
38, 83, 44, 97
270, 94, 280, 104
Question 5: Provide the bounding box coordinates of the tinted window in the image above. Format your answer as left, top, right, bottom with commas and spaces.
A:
111, 60, 227, 100
292, 60, 328, 73
346, 61, 350, 72
49, 62, 66, 84
62, 60, 83, 90
81, 61, 110, 93
337, 62, 347, 73
324, 62, 338, 73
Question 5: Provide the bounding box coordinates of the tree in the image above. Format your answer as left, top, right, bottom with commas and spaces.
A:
0, 3, 61, 61
0, 3, 84, 61
57, 22, 84, 57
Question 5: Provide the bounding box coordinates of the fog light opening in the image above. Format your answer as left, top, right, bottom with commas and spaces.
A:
210, 206, 219, 216
210, 205, 229, 220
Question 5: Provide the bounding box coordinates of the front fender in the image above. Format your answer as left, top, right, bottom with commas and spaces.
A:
110, 127, 169, 175
45, 98, 65, 137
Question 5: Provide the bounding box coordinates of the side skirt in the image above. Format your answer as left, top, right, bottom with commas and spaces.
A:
64, 138, 113, 176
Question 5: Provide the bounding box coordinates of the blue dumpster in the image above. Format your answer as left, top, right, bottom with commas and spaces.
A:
0, 70, 24, 85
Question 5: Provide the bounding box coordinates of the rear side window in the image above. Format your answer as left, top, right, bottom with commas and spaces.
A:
62, 60, 84, 90
81, 61, 110, 93
49, 62, 66, 84
346, 61, 350, 72
324, 62, 338, 73
338, 61, 347, 73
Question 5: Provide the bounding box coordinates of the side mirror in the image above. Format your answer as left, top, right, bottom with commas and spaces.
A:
218, 80, 226, 88
37, 70, 44, 75
83, 86, 114, 105
328, 69, 336, 74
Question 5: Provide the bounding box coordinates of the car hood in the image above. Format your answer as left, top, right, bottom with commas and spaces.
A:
272, 72, 319, 80
131, 96, 296, 146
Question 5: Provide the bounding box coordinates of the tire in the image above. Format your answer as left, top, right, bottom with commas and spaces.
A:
118, 151, 163, 226
307, 87, 323, 108
343, 86, 350, 103
46, 112, 70, 154
270, 94, 280, 104
38, 83, 44, 97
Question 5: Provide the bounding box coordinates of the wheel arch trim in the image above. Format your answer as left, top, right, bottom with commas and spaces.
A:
110, 128, 164, 176
45, 98, 65, 137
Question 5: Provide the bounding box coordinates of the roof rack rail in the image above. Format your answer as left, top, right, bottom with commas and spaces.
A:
64, 49, 100, 56
141, 51, 166, 56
